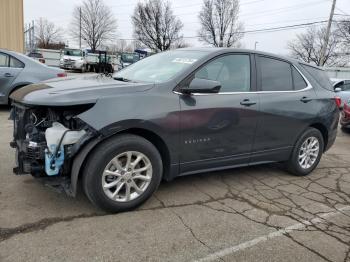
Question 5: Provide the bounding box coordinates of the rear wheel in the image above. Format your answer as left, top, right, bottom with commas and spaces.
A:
83, 134, 163, 212
286, 128, 324, 176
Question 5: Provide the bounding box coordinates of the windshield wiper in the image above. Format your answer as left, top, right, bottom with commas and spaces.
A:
114, 77, 132, 82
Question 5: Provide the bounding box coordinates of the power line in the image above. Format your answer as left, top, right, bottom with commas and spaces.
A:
168, 0, 329, 18
113, 20, 329, 41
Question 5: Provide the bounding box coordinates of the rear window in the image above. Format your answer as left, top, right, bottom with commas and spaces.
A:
301, 64, 333, 90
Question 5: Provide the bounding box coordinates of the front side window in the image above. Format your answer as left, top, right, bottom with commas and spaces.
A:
195, 54, 251, 92
343, 81, 350, 91
335, 81, 350, 92
10, 56, 24, 68
259, 56, 293, 91
0, 53, 9, 67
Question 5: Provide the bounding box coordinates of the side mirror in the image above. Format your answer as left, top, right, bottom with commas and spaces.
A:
181, 78, 221, 94
334, 87, 342, 93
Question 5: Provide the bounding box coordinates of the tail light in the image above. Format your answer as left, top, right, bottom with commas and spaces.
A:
334, 96, 342, 108
57, 72, 67, 77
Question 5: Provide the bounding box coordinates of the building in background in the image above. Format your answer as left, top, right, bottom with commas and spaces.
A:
0, 0, 24, 53
324, 67, 350, 80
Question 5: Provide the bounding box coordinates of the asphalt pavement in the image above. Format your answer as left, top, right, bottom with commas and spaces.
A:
0, 105, 349, 262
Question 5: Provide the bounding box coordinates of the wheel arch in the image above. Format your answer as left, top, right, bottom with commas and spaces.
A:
8, 82, 32, 104
309, 123, 328, 151
70, 127, 173, 197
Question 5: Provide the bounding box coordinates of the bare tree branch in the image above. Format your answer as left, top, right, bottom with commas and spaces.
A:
70, 0, 117, 52
35, 18, 62, 48
198, 0, 244, 47
132, 0, 183, 52
287, 26, 347, 67
336, 19, 350, 51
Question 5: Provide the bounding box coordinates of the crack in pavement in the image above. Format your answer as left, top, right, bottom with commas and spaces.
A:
1, 165, 350, 262
0, 213, 104, 242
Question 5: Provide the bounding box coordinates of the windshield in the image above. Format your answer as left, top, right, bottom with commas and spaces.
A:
114, 50, 207, 83
121, 54, 139, 63
64, 49, 83, 57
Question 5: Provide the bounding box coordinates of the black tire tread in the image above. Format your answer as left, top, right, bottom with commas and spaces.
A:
82, 134, 163, 212
286, 127, 324, 176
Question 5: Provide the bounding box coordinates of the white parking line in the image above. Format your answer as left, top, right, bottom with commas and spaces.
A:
195, 205, 350, 262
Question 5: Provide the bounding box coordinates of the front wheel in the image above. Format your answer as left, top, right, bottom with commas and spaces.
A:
83, 134, 163, 212
286, 128, 324, 176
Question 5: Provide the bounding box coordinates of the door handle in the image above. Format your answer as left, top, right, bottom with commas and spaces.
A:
300, 96, 312, 103
4, 73, 13, 77
240, 99, 257, 107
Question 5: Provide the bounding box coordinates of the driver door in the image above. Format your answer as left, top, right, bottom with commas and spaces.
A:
178, 54, 260, 175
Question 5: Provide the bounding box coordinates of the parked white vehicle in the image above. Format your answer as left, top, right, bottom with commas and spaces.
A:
59, 48, 118, 73
59, 49, 87, 72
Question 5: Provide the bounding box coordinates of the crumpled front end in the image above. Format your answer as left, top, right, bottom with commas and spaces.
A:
10, 102, 98, 184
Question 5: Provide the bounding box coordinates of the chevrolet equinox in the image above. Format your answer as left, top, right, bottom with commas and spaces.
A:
10, 48, 340, 212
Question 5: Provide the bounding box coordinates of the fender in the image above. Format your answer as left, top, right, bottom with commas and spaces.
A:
69, 137, 102, 197
69, 122, 179, 197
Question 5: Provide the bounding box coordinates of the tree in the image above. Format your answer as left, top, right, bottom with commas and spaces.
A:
71, 0, 117, 52
132, 0, 183, 52
198, 0, 244, 47
35, 18, 62, 49
109, 40, 135, 54
287, 26, 347, 66
337, 19, 350, 49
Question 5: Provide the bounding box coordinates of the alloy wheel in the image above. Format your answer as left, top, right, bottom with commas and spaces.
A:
298, 136, 320, 169
101, 151, 153, 202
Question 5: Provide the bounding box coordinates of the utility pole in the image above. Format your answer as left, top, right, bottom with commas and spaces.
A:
79, 7, 82, 49
254, 41, 258, 50
319, 0, 336, 66
32, 20, 35, 50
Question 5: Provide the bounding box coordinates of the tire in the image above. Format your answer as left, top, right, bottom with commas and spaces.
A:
81, 65, 86, 73
341, 126, 350, 133
286, 127, 324, 176
82, 134, 163, 212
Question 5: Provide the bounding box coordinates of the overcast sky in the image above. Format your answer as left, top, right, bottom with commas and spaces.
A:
24, 0, 350, 55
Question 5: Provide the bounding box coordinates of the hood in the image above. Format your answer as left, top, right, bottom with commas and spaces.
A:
10, 74, 154, 106
61, 55, 83, 61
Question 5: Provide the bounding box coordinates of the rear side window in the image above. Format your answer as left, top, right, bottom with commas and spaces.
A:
0, 53, 9, 67
10, 56, 24, 68
301, 64, 332, 90
292, 67, 307, 90
259, 56, 293, 91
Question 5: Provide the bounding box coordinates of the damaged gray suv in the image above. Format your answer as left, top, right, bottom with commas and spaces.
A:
10, 48, 340, 212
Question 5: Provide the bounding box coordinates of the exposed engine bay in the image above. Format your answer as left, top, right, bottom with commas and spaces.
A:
10, 103, 96, 179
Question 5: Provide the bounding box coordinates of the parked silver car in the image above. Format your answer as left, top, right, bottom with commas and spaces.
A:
332, 79, 350, 107
0, 49, 66, 105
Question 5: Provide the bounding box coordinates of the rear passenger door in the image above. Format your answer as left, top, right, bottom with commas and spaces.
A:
251, 55, 317, 162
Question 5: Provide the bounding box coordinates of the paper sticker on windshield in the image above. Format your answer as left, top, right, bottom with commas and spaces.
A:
172, 58, 197, 64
